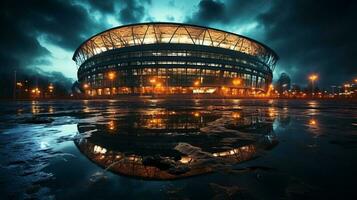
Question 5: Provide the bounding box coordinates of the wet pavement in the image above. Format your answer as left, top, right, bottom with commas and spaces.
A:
0, 99, 356, 199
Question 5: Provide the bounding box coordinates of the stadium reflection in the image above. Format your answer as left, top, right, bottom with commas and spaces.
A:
75, 109, 279, 180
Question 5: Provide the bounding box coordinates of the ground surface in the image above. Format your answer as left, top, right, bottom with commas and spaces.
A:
0, 99, 356, 199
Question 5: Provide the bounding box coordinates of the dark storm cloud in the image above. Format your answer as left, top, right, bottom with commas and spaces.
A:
258, 0, 357, 86
0, 15, 50, 71
0, 0, 155, 98
0, 0, 158, 98
28, 1, 104, 50
86, 0, 116, 13
186, 0, 226, 24
0, 0, 102, 66
186, 0, 267, 25
187, 0, 357, 86
83, 0, 152, 23
0, 0, 104, 98
118, 0, 151, 24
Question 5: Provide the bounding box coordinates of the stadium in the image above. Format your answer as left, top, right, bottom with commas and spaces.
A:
73, 22, 278, 96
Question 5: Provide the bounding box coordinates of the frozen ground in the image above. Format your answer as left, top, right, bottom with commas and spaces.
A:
0, 99, 356, 199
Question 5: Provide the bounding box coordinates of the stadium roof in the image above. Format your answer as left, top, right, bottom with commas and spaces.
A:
73, 22, 278, 69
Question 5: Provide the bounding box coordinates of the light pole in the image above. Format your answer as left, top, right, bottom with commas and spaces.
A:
331, 85, 336, 96
31, 88, 41, 98
309, 74, 318, 97
344, 84, 351, 95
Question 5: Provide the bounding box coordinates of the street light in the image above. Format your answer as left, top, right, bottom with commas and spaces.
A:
48, 84, 54, 93
344, 84, 351, 94
309, 74, 318, 96
309, 74, 318, 81
31, 88, 41, 98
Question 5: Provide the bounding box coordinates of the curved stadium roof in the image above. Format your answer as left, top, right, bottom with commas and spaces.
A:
73, 22, 278, 70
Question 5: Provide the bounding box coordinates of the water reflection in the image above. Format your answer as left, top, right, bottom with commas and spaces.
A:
75, 109, 278, 180
307, 118, 321, 136
309, 119, 317, 126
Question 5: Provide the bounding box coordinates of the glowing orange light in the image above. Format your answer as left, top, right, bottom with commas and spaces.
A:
108, 72, 116, 80
149, 78, 156, 84
193, 112, 200, 117
194, 80, 200, 86
232, 78, 241, 86
232, 112, 240, 119
147, 118, 163, 128
179, 156, 192, 164
309, 74, 318, 81
309, 119, 317, 126
31, 88, 41, 95
108, 120, 115, 130
83, 83, 89, 89
266, 84, 274, 96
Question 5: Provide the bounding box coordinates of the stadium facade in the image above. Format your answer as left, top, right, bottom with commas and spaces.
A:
73, 22, 278, 96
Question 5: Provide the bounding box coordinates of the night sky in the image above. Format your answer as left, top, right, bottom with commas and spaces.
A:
0, 0, 356, 97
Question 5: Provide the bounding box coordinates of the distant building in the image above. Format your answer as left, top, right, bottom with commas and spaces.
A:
276, 73, 291, 93
291, 83, 301, 92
